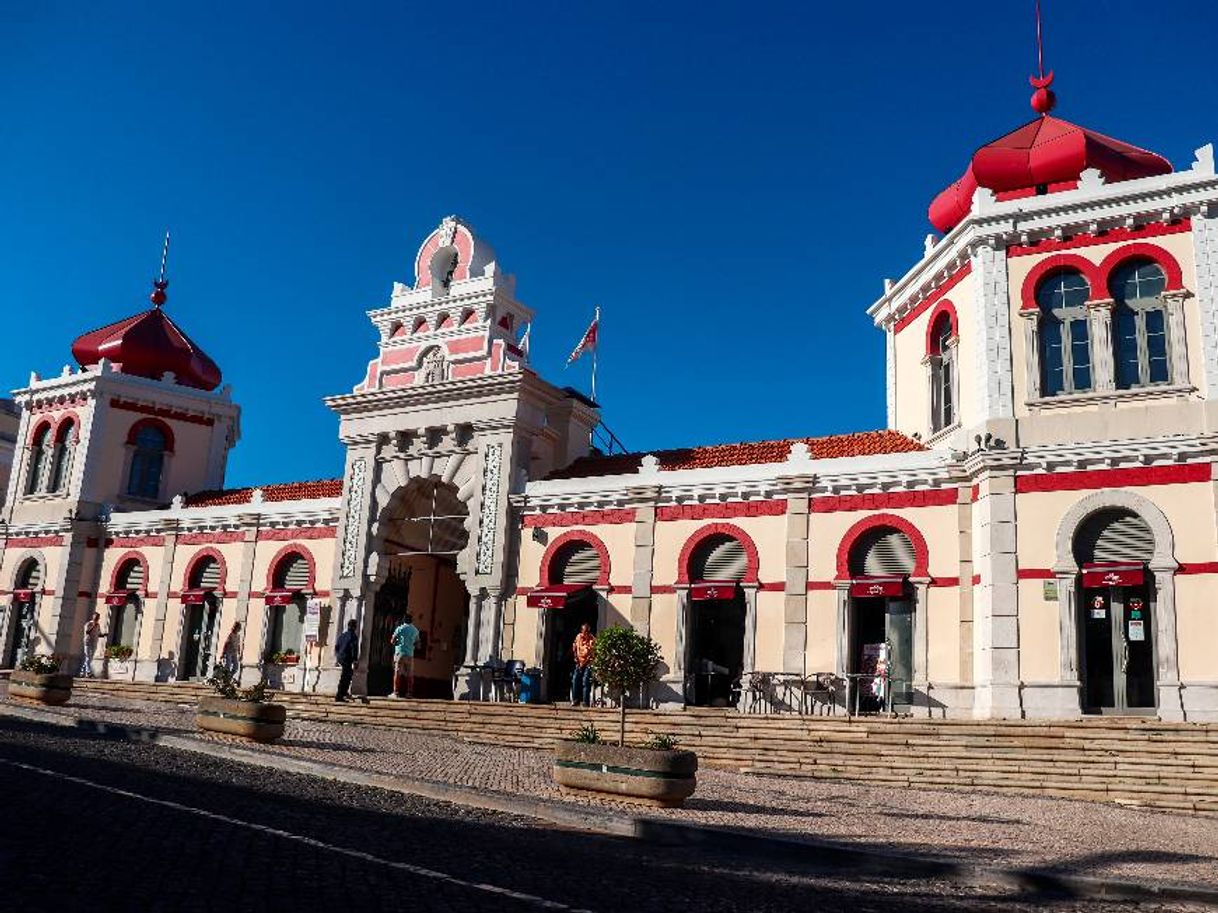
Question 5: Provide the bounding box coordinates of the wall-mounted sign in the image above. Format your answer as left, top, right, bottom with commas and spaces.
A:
1090, 594, 1107, 619
304, 598, 323, 642
1042, 579, 1058, 601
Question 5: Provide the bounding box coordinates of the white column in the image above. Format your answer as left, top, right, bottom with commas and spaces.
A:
1153, 568, 1185, 720
1190, 210, 1218, 397
1162, 290, 1191, 386
970, 244, 1016, 420
741, 583, 758, 677
1086, 299, 1116, 391
912, 577, 930, 687
834, 582, 850, 676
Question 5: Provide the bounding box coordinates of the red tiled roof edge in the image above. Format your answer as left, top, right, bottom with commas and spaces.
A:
545, 430, 924, 480
183, 478, 343, 507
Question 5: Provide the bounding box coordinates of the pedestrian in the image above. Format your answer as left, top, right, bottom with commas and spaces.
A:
79, 612, 106, 678
570, 623, 596, 707
335, 619, 359, 702
389, 612, 420, 698
221, 621, 242, 678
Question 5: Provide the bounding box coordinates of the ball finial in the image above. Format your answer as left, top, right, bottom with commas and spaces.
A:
150, 279, 168, 307
1029, 72, 1056, 116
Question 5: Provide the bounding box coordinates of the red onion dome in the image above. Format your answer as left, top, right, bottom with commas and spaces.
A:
71, 299, 222, 391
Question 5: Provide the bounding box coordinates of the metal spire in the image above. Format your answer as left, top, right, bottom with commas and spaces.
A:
151, 229, 170, 307
1029, 0, 1056, 115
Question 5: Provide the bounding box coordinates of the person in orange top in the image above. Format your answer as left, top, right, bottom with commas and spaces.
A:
570, 623, 596, 707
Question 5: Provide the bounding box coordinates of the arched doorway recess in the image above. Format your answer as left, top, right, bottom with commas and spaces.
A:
367, 477, 471, 697
5, 558, 43, 668
180, 555, 223, 680
684, 534, 748, 707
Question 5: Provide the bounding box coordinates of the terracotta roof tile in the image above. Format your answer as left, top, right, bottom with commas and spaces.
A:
183, 478, 343, 507
545, 430, 924, 480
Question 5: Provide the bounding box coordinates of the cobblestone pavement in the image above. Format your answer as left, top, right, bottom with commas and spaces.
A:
0, 717, 1207, 913
9, 689, 1218, 894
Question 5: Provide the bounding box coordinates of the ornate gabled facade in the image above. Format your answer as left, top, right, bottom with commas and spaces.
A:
4, 74, 1218, 721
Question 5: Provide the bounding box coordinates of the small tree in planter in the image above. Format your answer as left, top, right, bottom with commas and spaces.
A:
553, 626, 697, 807
196, 665, 286, 742
11, 654, 73, 705
590, 625, 662, 746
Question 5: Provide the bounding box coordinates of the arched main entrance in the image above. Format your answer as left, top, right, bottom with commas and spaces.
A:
685, 534, 747, 707
5, 558, 43, 668
846, 525, 917, 713
180, 555, 222, 680
367, 478, 471, 697
1075, 509, 1157, 714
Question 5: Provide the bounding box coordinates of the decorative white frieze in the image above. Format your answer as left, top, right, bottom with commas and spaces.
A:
339, 457, 367, 579
475, 443, 503, 576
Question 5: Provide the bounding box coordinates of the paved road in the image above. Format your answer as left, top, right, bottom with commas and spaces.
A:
0, 718, 1201, 913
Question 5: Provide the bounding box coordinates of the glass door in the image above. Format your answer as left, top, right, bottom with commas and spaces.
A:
886, 599, 914, 712
1081, 585, 1156, 713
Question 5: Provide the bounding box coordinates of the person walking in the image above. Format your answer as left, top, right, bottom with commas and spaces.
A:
570, 623, 596, 707
79, 612, 106, 678
389, 613, 420, 698
335, 619, 359, 703
220, 622, 242, 678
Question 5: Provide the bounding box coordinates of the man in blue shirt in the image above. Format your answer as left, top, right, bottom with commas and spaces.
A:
390, 613, 420, 698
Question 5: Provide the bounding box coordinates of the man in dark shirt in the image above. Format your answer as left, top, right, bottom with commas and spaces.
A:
334, 619, 359, 702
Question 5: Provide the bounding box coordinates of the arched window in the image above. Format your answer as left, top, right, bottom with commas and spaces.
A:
110, 558, 145, 650
1037, 270, 1093, 396
689, 534, 749, 582
188, 555, 222, 591
848, 526, 917, 577
1111, 259, 1169, 389
49, 420, 75, 494
26, 424, 51, 495
551, 540, 603, 585
128, 423, 167, 499
272, 552, 311, 591
15, 558, 43, 592
928, 312, 956, 432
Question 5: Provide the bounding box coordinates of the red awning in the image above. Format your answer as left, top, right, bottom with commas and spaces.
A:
690, 581, 739, 601
12, 589, 34, 602
850, 576, 906, 598
1082, 563, 1144, 588
525, 585, 590, 609
105, 592, 134, 606
265, 589, 299, 606
180, 589, 213, 604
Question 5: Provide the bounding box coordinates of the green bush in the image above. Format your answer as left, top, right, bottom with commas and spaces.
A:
206, 664, 271, 703
18, 654, 60, 674
571, 722, 602, 744
641, 733, 678, 751
105, 644, 134, 661
589, 625, 662, 746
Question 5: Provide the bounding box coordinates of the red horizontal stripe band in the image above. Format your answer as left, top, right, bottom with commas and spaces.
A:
1016, 463, 1210, 494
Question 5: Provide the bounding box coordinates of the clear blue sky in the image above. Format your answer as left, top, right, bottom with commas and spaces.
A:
2, 2, 1215, 488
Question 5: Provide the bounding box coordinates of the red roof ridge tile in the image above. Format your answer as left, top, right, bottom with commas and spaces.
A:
183, 477, 343, 507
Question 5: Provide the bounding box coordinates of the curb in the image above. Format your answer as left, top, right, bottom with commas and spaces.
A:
4, 702, 1218, 907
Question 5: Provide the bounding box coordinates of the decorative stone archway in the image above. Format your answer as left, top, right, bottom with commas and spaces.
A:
1052, 489, 1181, 719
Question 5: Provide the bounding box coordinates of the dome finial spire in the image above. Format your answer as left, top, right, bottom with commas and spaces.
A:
150, 229, 170, 308
1029, 0, 1056, 115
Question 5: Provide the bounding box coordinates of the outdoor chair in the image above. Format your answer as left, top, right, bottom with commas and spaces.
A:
742, 672, 777, 714
492, 659, 526, 702
795, 673, 844, 715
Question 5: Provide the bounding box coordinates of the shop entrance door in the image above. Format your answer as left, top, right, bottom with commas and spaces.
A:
849, 594, 913, 713
369, 565, 411, 697
688, 587, 745, 707
545, 589, 598, 704
1081, 584, 1156, 714
180, 598, 218, 680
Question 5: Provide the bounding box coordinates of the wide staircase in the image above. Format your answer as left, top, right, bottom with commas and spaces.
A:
73, 679, 1218, 816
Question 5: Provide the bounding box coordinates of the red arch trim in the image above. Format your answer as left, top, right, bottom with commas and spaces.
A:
676, 522, 761, 584
265, 544, 317, 591
1097, 242, 1184, 295
835, 513, 930, 580
27, 418, 54, 447
925, 300, 959, 355
109, 550, 150, 592
54, 411, 82, 443
1019, 253, 1103, 313
183, 547, 228, 590
126, 417, 176, 453
539, 530, 612, 587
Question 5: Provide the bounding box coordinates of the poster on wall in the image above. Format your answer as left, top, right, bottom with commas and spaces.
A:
1090, 594, 1107, 619
304, 599, 323, 642
1128, 619, 1146, 642
861, 643, 888, 700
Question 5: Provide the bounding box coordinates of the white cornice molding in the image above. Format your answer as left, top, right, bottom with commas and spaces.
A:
102, 497, 341, 537
869, 148, 1218, 330
14, 364, 240, 422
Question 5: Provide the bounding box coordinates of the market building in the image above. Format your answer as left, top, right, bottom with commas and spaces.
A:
3, 74, 1218, 721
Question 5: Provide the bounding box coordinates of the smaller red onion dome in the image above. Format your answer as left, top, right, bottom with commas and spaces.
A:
71, 284, 222, 391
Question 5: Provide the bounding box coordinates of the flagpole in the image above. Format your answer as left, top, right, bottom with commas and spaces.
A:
590, 306, 600, 402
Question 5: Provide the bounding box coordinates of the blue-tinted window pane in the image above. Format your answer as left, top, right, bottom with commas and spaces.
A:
1112, 261, 1167, 303
1069, 319, 1092, 391
1041, 319, 1065, 395
1146, 308, 1169, 383
1037, 271, 1091, 312
1115, 306, 1140, 388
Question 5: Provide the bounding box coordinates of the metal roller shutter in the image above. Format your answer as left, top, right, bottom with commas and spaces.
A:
191, 557, 222, 590
275, 553, 311, 590
117, 560, 145, 591
1075, 510, 1154, 564
557, 543, 602, 585
850, 527, 916, 577
17, 561, 42, 590
692, 535, 748, 581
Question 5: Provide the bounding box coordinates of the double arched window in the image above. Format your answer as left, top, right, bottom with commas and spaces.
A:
127, 423, 168, 499
49, 420, 75, 493
1037, 270, 1093, 396
1112, 259, 1169, 389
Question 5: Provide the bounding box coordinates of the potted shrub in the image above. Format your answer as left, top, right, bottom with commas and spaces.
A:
104, 644, 135, 680
196, 665, 286, 742
263, 650, 300, 690
269, 650, 299, 666
552, 626, 698, 807
10, 654, 73, 706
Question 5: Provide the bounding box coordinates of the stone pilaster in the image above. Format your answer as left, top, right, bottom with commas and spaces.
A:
970, 243, 1015, 420
232, 521, 260, 682
1086, 298, 1116, 391
782, 493, 809, 674
1191, 209, 1218, 398
630, 503, 656, 636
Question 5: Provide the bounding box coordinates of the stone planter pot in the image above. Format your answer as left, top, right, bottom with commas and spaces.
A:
10, 670, 73, 706
553, 741, 698, 807
105, 659, 134, 680
263, 663, 299, 691
196, 696, 286, 742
